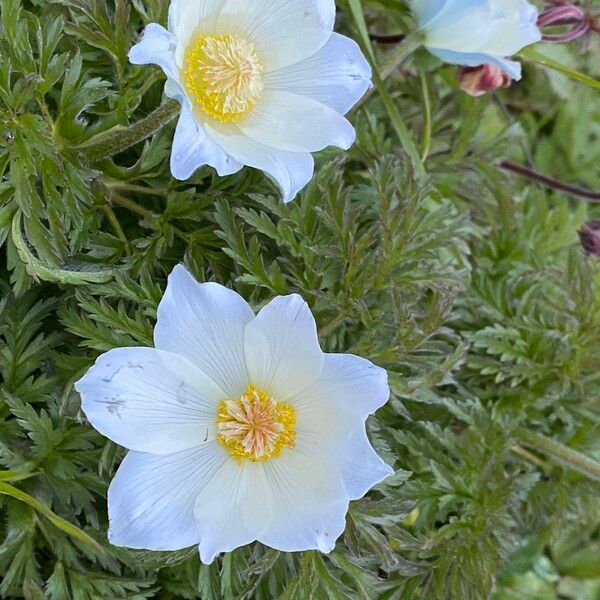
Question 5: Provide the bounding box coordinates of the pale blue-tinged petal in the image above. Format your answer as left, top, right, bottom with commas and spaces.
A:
194, 460, 273, 564
238, 91, 355, 153
412, 0, 450, 28
428, 48, 522, 80
154, 265, 255, 398
108, 444, 227, 551
76, 347, 225, 454
259, 451, 348, 554
217, 0, 336, 71
203, 122, 314, 202
419, 0, 541, 62
264, 33, 372, 115
244, 295, 324, 400
128, 23, 178, 81
171, 103, 242, 180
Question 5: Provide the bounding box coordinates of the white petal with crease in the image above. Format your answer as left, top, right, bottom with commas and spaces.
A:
238, 91, 355, 153
108, 444, 227, 551
154, 265, 254, 398
76, 347, 225, 454
244, 295, 323, 401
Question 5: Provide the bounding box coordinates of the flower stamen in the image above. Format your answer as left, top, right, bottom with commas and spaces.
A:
216, 386, 296, 462
183, 34, 264, 123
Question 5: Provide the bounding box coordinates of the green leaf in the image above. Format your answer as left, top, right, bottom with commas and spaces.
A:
0, 481, 104, 552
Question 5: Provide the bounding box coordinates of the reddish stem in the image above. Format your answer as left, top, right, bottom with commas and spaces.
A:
499, 160, 600, 202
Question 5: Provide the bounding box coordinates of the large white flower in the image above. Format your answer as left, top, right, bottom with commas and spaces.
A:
412, 0, 542, 80
128, 0, 372, 203
75, 265, 392, 564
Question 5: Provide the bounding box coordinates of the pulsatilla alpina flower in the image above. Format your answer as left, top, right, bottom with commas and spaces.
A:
75, 266, 392, 564
128, 0, 372, 202
412, 0, 542, 81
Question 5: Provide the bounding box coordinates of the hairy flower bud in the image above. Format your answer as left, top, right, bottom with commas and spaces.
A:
578, 221, 600, 256
458, 64, 513, 96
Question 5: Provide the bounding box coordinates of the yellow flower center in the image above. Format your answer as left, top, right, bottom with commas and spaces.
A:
183, 34, 264, 123
216, 386, 296, 463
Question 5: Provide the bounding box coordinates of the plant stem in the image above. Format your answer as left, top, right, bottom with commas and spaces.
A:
419, 70, 432, 162
347, 0, 425, 177
499, 160, 600, 202
79, 99, 180, 162
379, 34, 424, 82
515, 427, 600, 483
318, 312, 348, 337
511, 444, 551, 472
111, 193, 153, 217
102, 178, 168, 197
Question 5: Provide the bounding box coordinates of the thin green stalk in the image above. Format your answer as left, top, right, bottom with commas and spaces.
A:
380, 34, 425, 81
0, 481, 103, 551
519, 47, 600, 91
516, 427, 600, 483
347, 0, 425, 177
102, 179, 168, 197
318, 312, 348, 337
78, 99, 180, 162
419, 70, 432, 162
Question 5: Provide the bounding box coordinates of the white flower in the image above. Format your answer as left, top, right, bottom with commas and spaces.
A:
412, 0, 542, 80
75, 265, 392, 564
128, 0, 372, 203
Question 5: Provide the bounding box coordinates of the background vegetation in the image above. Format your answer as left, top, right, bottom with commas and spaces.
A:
1, 0, 599, 598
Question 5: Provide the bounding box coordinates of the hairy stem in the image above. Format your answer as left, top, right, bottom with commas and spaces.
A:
79, 99, 180, 162
515, 427, 600, 483
499, 160, 600, 202
347, 0, 424, 176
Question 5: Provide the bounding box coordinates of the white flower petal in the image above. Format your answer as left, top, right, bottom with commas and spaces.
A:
204, 123, 314, 202
154, 265, 254, 398
421, 0, 541, 57
219, 0, 335, 71
428, 48, 523, 80
259, 451, 348, 554
411, 0, 449, 29
292, 354, 393, 499
244, 295, 324, 401
292, 353, 389, 419
296, 409, 393, 499
238, 91, 355, 153
171, 102, 242, 180
195, 460, 273, 564
264, 33, 372, 115
168, 0, 227, 49
108, 444, 227, 551
128, 23, 178, 80
75, 347, 225, 454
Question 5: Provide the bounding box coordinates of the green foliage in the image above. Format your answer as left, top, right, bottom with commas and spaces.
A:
1, 0, 600, 598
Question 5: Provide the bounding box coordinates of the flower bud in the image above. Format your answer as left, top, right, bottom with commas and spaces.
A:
458, 64, 513, 97
578, 221, 600, 256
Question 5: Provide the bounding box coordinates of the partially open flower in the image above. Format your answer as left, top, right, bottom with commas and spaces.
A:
579, 221, 600, 256
458, 64, 513, 96
75, 265, 392, 564
412, 0, 542, 80
128, 0, 372, 202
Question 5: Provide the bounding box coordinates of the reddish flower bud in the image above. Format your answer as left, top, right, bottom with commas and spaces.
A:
537, 3, 591, 42
458, 64, 513, 97
578, 221, 600, 256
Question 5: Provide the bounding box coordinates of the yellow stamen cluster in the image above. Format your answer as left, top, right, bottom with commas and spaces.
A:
183, 34, 264, 123
216, 386, 296, 463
